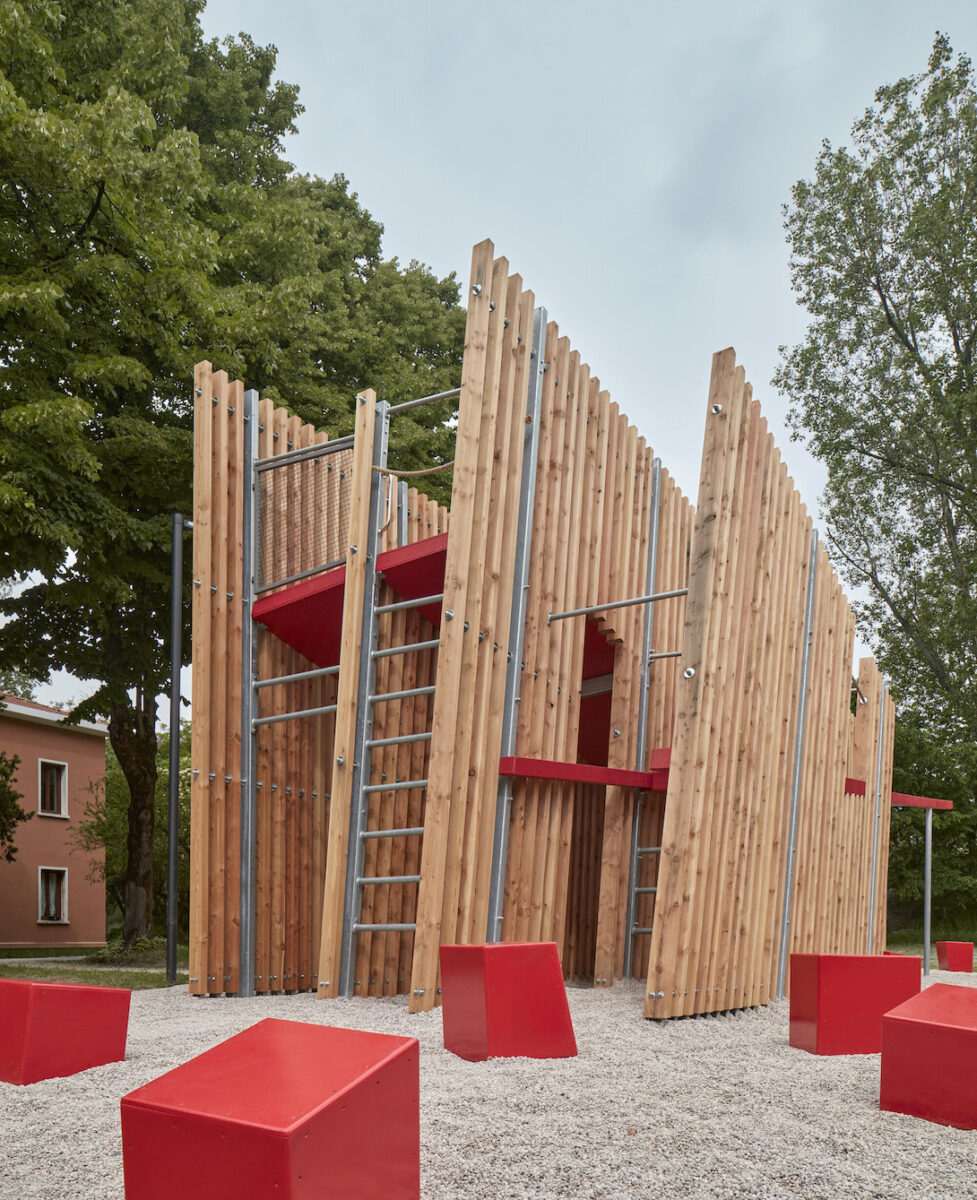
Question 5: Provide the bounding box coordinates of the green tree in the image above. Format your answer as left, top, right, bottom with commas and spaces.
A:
73, 721, 191, 934
0, 1, 463, 945
775, 36, 977, 916
776, 35, 977, 738
0, 750, 30, 862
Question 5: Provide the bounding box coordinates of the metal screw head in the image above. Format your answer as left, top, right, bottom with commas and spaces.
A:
337, 756, 344, 766
471, 283, 481, 295
613, 728, 622, 737
683, 667, 695, 679
445, 609, 454, 621
711, 403, 723, 414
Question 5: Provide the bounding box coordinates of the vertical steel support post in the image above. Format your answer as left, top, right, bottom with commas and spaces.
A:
776, 528, 820, 999
622, 457, 662, 978
338, 398, 390, 995
923, 806, 932, 976
166, 512, 186, 985
486, 306, 547, 940
238, 390, 259, 997
867, 680, 888, 953
397, 479, 409, 548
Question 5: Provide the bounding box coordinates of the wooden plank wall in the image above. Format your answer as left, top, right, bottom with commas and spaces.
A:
644, 349, 893, 1019
191, 365, 446, 997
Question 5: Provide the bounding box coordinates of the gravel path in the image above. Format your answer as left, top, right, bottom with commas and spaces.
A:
3, 972, 977, 1198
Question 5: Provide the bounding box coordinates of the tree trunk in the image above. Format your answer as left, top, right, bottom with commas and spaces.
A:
109, 692, 158, 947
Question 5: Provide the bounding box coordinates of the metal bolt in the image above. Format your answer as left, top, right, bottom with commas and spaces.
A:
489, 300, 496, 311
413, 988, 425, 995
228, 406, 234, 415
471, 283, 481, 295
711, 403, 723, 414
350, 545, 358, 554
212, 397, 218, 407
208, 772, 215, 781
445, 609, 454, 621
224, 775, 231, 783
192, 769, 199, 777
210, 585, 217, 594
270, 783, 277, 792
613, 728, 621, 737
503, 317, 510, 327
226, 591, 233, 600
195, 388, 203, 396
683, 667, 695, 679
193, 579, 201, 587
337, 756, 344, 765
463, 621, 470, 632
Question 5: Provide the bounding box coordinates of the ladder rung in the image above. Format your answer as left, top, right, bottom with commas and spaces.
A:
352, 922, 417, 933
631, 926, 654, 936
634, 886, 658, 894
370, 685, 436, 704
372, 638, 440, 660
366, 732, 432, 749
360, 826, 425, 840
253, 703, 337, 727
637, 846, 662, 855
363, 779, 428, 794
254, 664, 339, 689
357, 874, 421, 886
375, 593, 444, 615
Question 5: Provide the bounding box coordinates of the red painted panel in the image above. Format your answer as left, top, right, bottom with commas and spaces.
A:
581, 619, 615, 679
891, 791, 954, 810
251, 535, 447, 668
440, 943, 577, 1062
789, 953, 921, 1055
881, 984, 977, 1128
0, 979, 130, 1085
936, 941, 973, 971
844, 777, 867, 796
121, 1019, 419, 1199
498, 756, 664, 791
577, 692, 612, 766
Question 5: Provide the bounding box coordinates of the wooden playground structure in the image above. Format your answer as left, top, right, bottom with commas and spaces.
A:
189, 239, 895, 1018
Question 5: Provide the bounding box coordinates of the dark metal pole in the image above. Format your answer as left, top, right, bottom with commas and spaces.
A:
924, 806, 933, 977
166, 512, 185, 985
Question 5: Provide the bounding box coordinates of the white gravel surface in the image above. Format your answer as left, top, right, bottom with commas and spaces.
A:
3, 972, 977, 1199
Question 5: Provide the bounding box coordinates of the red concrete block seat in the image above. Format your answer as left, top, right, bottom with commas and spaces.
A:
881, 983, 977, 1128
936, 941, 973, 971
789, 953, 921, 1055
0, 979, 130, 1085
439, 941, 577, 1062
121, 1019, 419, 1200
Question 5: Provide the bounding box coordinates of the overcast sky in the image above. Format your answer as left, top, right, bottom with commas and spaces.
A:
35, 0, 977, 709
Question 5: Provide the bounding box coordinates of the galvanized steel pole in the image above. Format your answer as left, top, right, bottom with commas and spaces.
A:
486, 306, 547, 940
867, 680, 888, 954
238, 390, 259, 996
924, 806, 933, 977
166, 511, 187, 985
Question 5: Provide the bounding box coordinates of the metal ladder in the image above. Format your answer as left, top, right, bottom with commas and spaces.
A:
337, 401, 443, 996
622, 457, 663, 978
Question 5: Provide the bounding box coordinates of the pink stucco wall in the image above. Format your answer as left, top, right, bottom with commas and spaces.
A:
0, 709, 107, 947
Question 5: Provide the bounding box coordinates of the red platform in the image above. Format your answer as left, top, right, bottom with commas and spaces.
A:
936, 941, 973, 971
121, 1019, 419, 1200
789, 953, 921, 1055
252, 533, 447, 668
439, 942, 577, 1062
0, 979, 130, 1085
881, 983, 977, 1128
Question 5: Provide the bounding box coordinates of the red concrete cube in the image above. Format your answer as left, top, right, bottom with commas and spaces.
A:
881, 983, 977, 1128
789, 953, 921, 1055
439, 942, 577, 1061
0, 979, 130, 1084
121, 1019, 419, 1200
936, 941, 973, 971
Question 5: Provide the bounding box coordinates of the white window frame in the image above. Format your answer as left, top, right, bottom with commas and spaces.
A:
37, 759, 68, 819
37, 866, 69, 924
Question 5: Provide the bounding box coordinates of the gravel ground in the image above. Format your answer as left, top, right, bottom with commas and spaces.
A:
3, 972, 977, 1199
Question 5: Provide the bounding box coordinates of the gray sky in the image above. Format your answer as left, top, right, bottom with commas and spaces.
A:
34, 0, 977, 709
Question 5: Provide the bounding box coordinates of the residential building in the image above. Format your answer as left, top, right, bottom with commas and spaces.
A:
0, 693, 108, 948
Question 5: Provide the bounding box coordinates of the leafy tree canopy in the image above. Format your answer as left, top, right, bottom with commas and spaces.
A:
0, 0, 464, 942
776, 34, 977, 740
0, 750, 30, 862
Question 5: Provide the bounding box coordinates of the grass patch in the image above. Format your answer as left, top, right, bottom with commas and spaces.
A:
85, 936, 189, 970
0, 947, 92, 959
0, 963, 187, 990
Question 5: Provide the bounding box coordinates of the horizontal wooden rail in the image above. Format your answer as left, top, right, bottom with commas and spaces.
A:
498, 756, 668, 792
891, 791, 953, 811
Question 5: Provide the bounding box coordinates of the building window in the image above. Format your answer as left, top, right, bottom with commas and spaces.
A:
38, 868, 68, 923
38, 760, 67, 817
